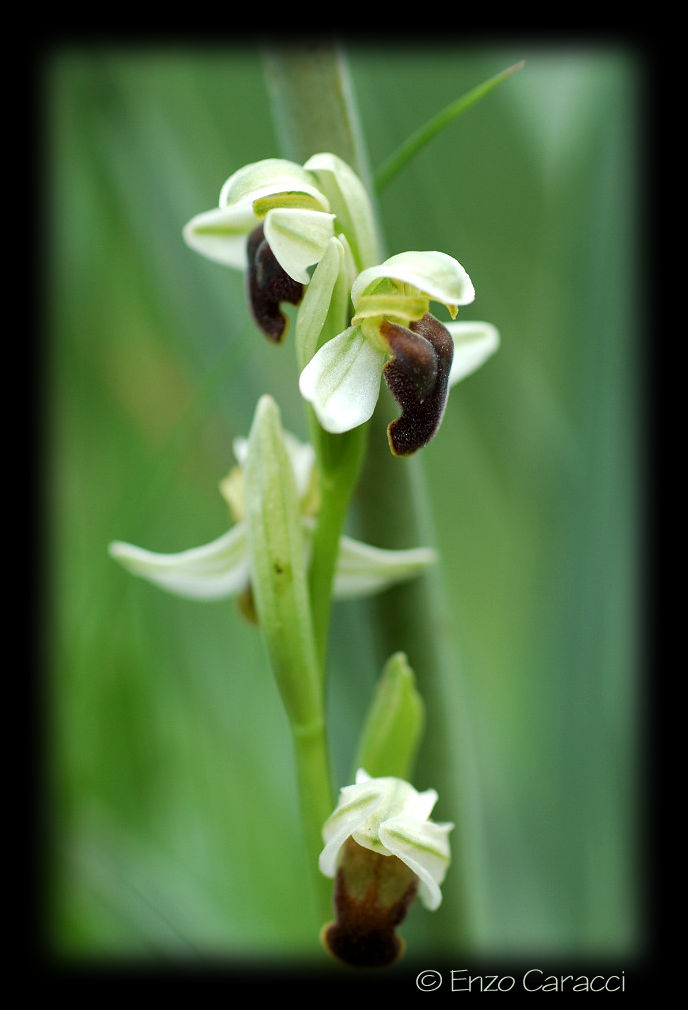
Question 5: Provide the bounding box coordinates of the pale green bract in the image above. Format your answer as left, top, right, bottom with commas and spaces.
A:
109, 427, 436, 603
319, 769, 454, 911
354, 652, 425, 781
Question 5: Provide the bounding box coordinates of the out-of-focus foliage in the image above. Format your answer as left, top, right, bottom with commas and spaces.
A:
48, 42, 642, 966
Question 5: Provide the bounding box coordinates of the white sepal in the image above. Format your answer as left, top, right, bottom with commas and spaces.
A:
332, 533, 436, 599
378, 817, 453, 911
108, 524, 250, 600
182, 203, 256, 267
319, 779, 383, 877
446, 320, 500, 386
219, 158, 330, 211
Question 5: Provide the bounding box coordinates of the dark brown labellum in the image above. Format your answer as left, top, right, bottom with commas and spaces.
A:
246, 224, 304, 342
321, 837, 418, 968
381, 313, 454, 456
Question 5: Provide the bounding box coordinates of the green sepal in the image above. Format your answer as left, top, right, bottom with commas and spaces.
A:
353, 652, 425, 780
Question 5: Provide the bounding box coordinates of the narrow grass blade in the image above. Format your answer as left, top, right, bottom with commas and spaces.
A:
374, 61, 525, 192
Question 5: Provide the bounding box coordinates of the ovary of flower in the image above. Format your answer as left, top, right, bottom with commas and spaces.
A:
319, 769, 453, 911
298, 250, 499, 455
108, 433, 437, 603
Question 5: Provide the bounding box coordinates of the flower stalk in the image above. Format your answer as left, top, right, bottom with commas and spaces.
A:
306, 419, 368, 672
263, 42, 479, 951
264, 44, 375, 197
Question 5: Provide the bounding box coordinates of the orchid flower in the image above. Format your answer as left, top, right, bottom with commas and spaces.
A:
319, 769, 453, 967
108, 431, 436, 607
299, 250, 499, 455
183, 154, 378, 343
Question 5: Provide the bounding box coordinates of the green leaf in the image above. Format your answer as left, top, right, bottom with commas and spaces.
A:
374, 61, 525, 192
353, 651, 425, 780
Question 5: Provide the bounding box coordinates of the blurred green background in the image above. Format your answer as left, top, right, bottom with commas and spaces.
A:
47, 40, 643, 969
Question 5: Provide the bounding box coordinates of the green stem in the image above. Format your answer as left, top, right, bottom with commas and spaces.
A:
264, 42, 375, 192
292, 719, 337, 922
307, 417, 368, 673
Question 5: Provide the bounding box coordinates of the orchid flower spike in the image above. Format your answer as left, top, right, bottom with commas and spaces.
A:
319, 769, 453, 967
108, 432, 436, 613
299, 250, 499, 456
183, 154, 379, 343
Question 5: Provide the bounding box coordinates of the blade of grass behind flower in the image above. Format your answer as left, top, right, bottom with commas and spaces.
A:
374, 61, 525, 192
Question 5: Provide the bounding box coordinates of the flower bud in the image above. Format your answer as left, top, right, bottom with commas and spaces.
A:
319, 770, 453, 967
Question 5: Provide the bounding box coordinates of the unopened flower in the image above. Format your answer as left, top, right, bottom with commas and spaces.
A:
319, 769, 453, 967
109, 432, 436, 609
299, 251, 499, 455
183, 154, 378, 343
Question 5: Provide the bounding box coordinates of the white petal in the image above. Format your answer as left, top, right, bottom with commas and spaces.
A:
182, 204, 256, 268
219, 158, 330, 211
379, 818, 453, 910
299, 326, 387, 433
108, 524, 250, 600
446, 321, 500, 386
332, 534, 437, 599
352, 250, 475, 310
263, 207, 335, 284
